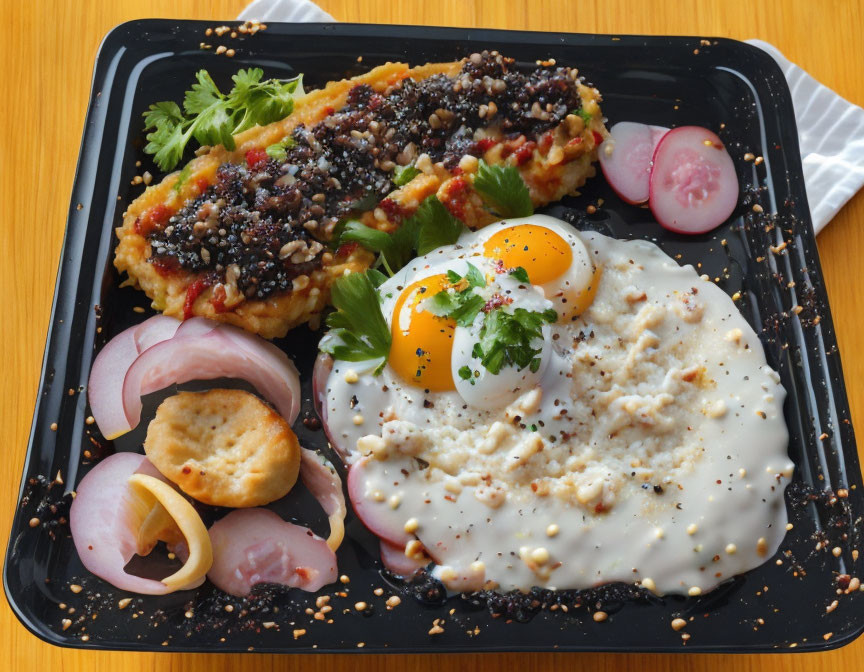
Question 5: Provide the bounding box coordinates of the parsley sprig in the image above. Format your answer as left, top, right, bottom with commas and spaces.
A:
424, 263, 557, 377
319, 270, 391, 374
143, 69, 304, 172
473, 160, 534, 218
472, 307, 558, 375
423, 264, 487, 327
338, 195, 465, 275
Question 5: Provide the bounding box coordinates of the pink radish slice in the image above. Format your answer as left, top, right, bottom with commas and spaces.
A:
70, 452, 202, 595
121, 324, 301, 432
312, 353, 350, 459
347, 458, 412, 546
379, 540, 427, 577
88, 316, 181, 439
649, 126, 739, 234
599, 122, 669, 204
207, 509, 337, 596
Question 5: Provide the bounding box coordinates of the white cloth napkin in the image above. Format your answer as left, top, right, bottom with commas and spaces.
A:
238, 0, 864, 234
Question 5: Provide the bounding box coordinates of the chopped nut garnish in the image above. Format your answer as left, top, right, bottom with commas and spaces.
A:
293, 628, 306, 639
593, 611, 608, 622
671, 618, 687, 631
29, 517, 40, 528
70, 584, 83, 594
826, 600, 839, 613
354, 601, 368, 611
386, 595, 401, 608
117, 598, 132, 610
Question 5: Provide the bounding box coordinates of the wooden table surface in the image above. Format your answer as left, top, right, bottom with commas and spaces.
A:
2, 0, 863, 669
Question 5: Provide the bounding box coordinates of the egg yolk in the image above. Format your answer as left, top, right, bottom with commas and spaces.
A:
390, 274, 456, 392
482, 225, 573, 285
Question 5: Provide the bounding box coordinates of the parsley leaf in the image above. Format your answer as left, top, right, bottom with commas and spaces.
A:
423, 263, 487, 328
392, 164, 421, 187
472, 307, 557, 375
473, 160, 534, 218
319, 271, 391, 373
143, 69, 304, 172
508, 266, 531, 283
414, 196, 465, 255
577, 108, 593, 126
337, 195, 466, 276
265, 136, 296, 162
458, 365, 475, 384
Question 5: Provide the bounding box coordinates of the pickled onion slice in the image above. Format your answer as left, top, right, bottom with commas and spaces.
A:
300, 448, 347, 551
379, 540, 428, 577
312, 353, 351, 459
121, 323, 301, 432
88, 316, 181, 440
347, 457, 412, 547
207, 509, 337, 596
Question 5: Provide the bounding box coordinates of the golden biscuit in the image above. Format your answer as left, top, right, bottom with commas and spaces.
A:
144, 389, 300, 508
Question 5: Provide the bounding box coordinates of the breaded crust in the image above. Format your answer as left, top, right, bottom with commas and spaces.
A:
143, 389, 301, 508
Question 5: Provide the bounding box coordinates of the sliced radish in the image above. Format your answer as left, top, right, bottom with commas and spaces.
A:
121, 324, 300, 433
649, 126, 739, 234
347, 458, 412, 546
207, 508, 337, 596
88, 316, 181, 440
379, 539, 427, 577
299, 448, 347, 551
599, 122, 669, 204
69, 452, 204, 595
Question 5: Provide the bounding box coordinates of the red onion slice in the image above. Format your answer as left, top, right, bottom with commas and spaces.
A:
69, 452, 204, 595
379, 540, 427, 577
347, 458, 412, 546
133, 315, 182, 352
121, 324, 301, 431
300, 448, 346, 551
88, 316, 181, 439
207, 509, 337, 596
649, 126, 739, 234
312, 353, 351, 459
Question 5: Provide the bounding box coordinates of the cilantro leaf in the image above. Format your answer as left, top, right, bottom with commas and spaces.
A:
472, 307, 557, 375
508, 266, 530, 283
319, 271, 391, 371
393, 164, 421, 187
339, 220, 417, 275
413, 196, 465, 256
458, 365, 474, 383
473, 160, 534, 218
423, 263, 487, 328
143, 68, 305, 172
577, 108, 593, 126
336, 195, 466, 276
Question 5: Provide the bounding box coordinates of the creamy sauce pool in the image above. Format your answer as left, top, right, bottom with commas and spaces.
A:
324, 226, 793, 596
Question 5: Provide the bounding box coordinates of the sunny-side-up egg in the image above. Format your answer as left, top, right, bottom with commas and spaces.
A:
322, 214, 793, 597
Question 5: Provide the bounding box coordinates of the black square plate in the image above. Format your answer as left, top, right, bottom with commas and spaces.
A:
4, 20, 863, 654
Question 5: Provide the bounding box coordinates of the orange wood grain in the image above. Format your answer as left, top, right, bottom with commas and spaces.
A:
1, 0, 862, 669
